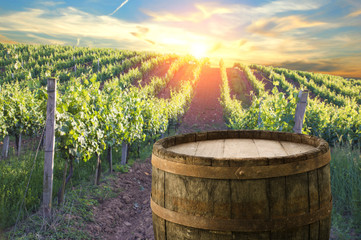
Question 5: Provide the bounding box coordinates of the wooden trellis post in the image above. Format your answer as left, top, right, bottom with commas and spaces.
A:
121, 142, 128, 165
43, 78, 56, 218
1, 135, 9, 159
293, 90, 308, 134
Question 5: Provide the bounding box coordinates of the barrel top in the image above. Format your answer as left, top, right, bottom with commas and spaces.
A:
153, 130, 329, 166
167, 139, 315, 159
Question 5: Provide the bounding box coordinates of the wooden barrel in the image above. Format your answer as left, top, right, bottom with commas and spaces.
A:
151, 130, 332, 240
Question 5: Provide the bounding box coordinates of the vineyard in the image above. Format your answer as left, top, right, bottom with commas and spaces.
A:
0, 43, 360, 239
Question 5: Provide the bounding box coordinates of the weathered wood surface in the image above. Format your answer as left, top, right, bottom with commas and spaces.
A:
1, 135, 9, 159
167, 139, 315, 158
94, 154, 101, 185
151, 130, 332, 240
43, 78, 56, 218
121, 142, 128, 165
293, 90, 309, 134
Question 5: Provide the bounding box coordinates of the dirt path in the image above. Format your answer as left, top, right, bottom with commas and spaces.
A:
86, 66, 228, 240
177, 66, 227, 134
87, 159, 153, 240
86, 64, 213, 240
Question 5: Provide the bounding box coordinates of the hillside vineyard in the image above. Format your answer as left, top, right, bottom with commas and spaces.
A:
0, 43, 360, 236
0, 44, 360, 164
0, 43, 360, 163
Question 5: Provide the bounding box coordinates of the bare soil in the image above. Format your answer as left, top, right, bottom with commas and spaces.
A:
177, 66, 227, 133
87, 159, 153, 240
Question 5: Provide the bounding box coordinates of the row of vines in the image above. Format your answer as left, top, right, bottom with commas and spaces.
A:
0, 43, 205, 228
220, 60, 361, 147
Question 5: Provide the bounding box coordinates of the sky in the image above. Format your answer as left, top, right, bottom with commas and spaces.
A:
0, 0, 361, 78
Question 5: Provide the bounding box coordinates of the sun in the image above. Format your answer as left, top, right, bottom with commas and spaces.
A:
190, 43, 207, 59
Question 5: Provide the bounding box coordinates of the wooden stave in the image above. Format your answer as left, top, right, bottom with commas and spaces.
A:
151, 130, 332, 239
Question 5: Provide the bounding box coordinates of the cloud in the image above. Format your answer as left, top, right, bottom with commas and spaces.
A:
0, 6, 217, 54
130, 32, 141, 38
209, 42, 222, 53
256, 0, 325, 15
136, 26, 149, 34
247, 15, 326, 37
145, 39, 155, 45
130, 26, 154, 45
196, 3, 235, 18
249, 46, 260, 51
273, 55, 361, 78
0, 8, 135, 41
347, 9, 361, 17
26, 33, 66, 45
130, 26, 149, 38
142, 2, 235, 23
0, 34, 17, 44
239, 39, 247, 47
274, 60, 341, 72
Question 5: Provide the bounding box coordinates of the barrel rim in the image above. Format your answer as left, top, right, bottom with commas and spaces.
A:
153, 130, 329, 166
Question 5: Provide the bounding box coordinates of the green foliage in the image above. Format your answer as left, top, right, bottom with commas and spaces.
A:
222, 62, 361, 238
330, 146, 361, 239
219, 59, 245, 126
0, 44, 174, 232
0, 45, 205, 233
250, 64, 361, 145
234, 62, 265, 96
0, 144, 100, 229
8, 175, 119, 240
221, 61, 298, 132
0, 82, 45, 137
298, 70, 361, 105
114, 163, 131, 173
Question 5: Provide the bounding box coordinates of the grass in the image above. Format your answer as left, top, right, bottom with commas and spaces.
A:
8, 175, 119, 240
330, 145, 361, 239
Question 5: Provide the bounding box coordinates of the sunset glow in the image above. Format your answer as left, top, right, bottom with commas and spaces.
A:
0, 0, 360, 77
190, 43, 207, 59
